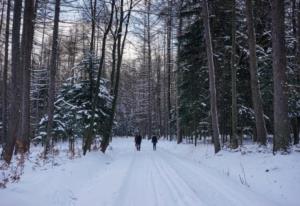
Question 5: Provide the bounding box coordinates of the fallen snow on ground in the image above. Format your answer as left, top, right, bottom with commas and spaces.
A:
0, 138, 299, 206
159, 140, 300, 206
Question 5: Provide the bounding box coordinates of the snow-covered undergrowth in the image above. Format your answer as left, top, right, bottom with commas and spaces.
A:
159, 140, 300, 206
0, 140, 116, 205
0, 138, 299, 206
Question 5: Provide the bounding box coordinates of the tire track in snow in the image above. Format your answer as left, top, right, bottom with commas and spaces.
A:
151, 153, 185, 206
157, 148, 279, 206
75, 153, 136, 206
152, 153, 205, 206
113, 150, 158, 206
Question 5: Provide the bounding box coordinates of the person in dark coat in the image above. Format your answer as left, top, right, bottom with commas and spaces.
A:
151, 135, 158, 151
135, 134, 142, 151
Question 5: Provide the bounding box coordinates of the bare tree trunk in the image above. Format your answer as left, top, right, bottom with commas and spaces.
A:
146, 0, 152, 138
3, 0, 23, 163
90, 0, 96, 53
271, 0, 290, 152
293, 0, 300, 145
88, 0, 96, 107
100, 0, 133, 153
202, 0, 221, 153
156, 53, 162, 136
1, 0, 10, 146
83, 0, 116, 154
111, 10, 119, 92
45, 0, 61, 157
20, 0, 37, 153
230, 0, 238, 148
0, 0, 4, 84
245, 0, 267, 146
40, 0, 48, 66
176, 0, 183, 144
163, 28, 167, 139
298, 1, 300, 83
0, 0, 4, 40
166, 0, 172, 140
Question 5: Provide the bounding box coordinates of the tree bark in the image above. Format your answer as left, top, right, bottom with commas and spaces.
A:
3, 0, 23, 163
156, 53, 162, 137
88, 0, 97, 109
166, 0, 172, 140
89, 0, 96, 53
245, 0, 268, 146
83, 0, 116, 154
146, 0, 152, 138
100, 0, 133, 153
230, 0, 238, 149
293, 0, 300, 145
1, 0, 10, 147
45, 0, 61, 157
111, 10, 119, 92
176, 0, 183, 144
20, 0, 37, 153
0, 0, 4, 39
202, 0, 221, 153
271, 0, 290, 152
291, 117, 299, 145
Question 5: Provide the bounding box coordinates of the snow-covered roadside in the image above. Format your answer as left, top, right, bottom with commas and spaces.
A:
158, 140, 300, 206
0, 142, 112, 205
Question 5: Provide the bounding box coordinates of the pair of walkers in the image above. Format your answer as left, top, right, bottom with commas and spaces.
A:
134, 134, 158, 151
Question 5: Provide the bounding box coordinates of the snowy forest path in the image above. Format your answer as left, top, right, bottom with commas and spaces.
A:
1, 138, 280, 206
76, 139, 278, 206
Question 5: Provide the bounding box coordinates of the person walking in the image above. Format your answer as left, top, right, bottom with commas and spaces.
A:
135, 133, 142, 151
151, 135, 158, 151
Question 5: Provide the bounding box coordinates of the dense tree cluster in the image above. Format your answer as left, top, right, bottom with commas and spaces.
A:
0, 0, 299, 164
114, 0, 299, 152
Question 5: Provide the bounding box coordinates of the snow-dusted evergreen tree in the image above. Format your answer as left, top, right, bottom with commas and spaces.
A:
36, 54, 112, 147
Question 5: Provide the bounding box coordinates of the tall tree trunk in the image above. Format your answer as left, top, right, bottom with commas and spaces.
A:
146, 0, 152, 138
245, 0, 268, 146
40, 0, 48, 66
20, 0, 37, 153
230, 0, 238, 149
3, 0, 23, 163
156, 53, 162, 136
45, 0, 61, 156
202, 0, 221, 153
100, 0, 133, 153
166, 0, 172, 140
271, 0, 290, 152
294, 0, 300, 145
163, 29, 167, 138
90, 0, 96, 53
0, 0, 4, 40
176, 0, 183, 144
88, 0, 96, 111
83, 0, 116, 154
111, 11, 119, 92
0, 0, 4, 84
1, 0, 10, 146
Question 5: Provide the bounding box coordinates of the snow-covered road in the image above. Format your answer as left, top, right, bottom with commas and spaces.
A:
0, 138, 281, 206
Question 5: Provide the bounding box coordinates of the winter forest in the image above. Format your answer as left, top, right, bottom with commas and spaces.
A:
0, 0, 299, 205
